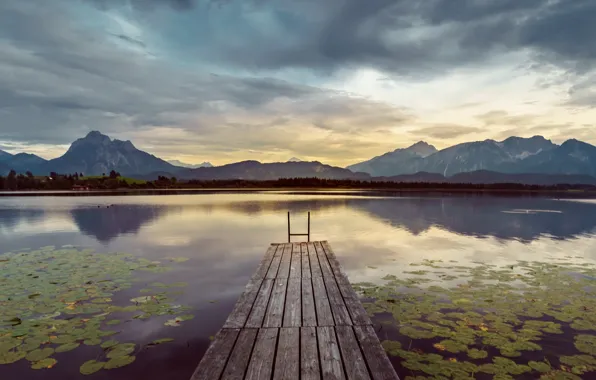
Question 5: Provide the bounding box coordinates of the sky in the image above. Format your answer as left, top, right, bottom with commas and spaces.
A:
1, 0, 595, 167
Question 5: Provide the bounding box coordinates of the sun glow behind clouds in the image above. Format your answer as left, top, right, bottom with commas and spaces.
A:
1, 0, 596, 165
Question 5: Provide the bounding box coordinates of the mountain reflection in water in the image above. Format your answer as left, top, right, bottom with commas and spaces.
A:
1, 194, 596, 380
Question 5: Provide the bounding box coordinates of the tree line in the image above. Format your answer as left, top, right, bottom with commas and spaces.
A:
2, 172, 596, 192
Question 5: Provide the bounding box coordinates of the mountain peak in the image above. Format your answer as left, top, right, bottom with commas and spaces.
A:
167, 160, 213, 169
405, 141, 438, 157
288, 157, 302, 162
84, 130, 111, 141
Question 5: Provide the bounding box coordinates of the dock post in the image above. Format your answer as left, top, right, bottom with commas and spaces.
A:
287, 211, 291, 242
308, 211, 310, 242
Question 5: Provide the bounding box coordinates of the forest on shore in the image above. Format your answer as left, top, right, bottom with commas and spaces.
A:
1, 170, 596, 193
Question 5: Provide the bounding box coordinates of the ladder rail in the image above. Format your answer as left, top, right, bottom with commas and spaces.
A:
287, 211, 310, 242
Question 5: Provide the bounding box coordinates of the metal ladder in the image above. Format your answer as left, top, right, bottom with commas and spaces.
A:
287, 211, 310, 242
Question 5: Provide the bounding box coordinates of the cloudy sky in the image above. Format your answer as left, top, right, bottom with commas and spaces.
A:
1, 0, 595, 166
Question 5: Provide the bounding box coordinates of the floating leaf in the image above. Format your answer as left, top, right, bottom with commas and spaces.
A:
31, 358, 57, 369
148, 338, 174, 346
0, 350, 26, 365
130, 296, 154, 304
26, 348, 54, 362
106, 343, 136, 359
104, 355, 135, 369
80, 360, 104, 375
167, 257, 189, 263
100, 340, 119, 349
55, 343, 80, 353
84, 338, 101, 346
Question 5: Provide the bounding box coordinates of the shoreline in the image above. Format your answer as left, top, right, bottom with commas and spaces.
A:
1, 187, 596, 198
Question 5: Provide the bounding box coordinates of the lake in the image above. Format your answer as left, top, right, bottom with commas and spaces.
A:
2, 193, 596, 379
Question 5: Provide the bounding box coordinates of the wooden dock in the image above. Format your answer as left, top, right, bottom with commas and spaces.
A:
190, 241, 399, 380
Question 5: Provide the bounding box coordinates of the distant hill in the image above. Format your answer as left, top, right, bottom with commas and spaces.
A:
170, 160, 371, 181
287, 157, 302, 162
0, 150, 48, 175
377, 170, 596, 186
0, 150, 12, 161
167, 160, 213, 169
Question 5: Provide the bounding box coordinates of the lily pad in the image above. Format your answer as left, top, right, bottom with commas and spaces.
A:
26, 348, 54, 362
31, 358, 57, 369
0, 350, 27, 364
80, 360, 104, 375
149, 338, 174, 346
99, 339, 118, 349
55, 343, 80, 353
104, 355, 136, 369
106, 343, 136, 359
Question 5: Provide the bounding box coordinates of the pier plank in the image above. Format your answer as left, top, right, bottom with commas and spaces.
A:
190, 242, 399, 380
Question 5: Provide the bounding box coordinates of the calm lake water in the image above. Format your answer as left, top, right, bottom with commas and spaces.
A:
2, 193, 596, 379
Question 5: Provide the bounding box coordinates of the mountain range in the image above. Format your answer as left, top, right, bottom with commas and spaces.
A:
348, 136, 596, 177
1, 131, 596, 184
167, 160, 213, 169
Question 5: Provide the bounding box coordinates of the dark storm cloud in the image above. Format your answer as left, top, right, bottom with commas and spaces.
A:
90, 0, 195, 11
129, 0, 593, 78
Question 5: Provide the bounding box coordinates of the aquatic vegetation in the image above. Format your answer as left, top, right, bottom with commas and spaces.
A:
0, 246, 192, 373
357, 258, 596, 378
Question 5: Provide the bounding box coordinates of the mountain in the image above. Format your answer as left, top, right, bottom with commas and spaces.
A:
172, 160, 371, 181
288, 157, 302, 162
0, 151, 48, 175
350, 136, 560, 177
39, 131, 180, 176
167, 160, 213, 169
346, 141, 438, 176
499, 139, 596, 176
0, 150, 12, 161
378, 170, 596, 186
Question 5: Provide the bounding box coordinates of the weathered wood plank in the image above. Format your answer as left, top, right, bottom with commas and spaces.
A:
277, 243, 293, 279
317, 326, 345, 380
314, 241, 334, 278
191, 242, 399, 380
307, 242, 322, 277
302, 277, 317, 327
301, 326, 321, 380
223, 277, 263, 328
289, 243, 302, 278
245, 328, 278, 380
321, 241, 371, 326
221, 328, 258, 379
266, 251, 283, 279
335, 276, 371, 326
312, 276, 334, 326
336, 326, 371, 380
273, 328, 300, 380
263, 278, 288, 328
324, 276, 353, 326
353, 325, 399, 380
283, 277, 302, 327
245, 279, 275, 328
190, 328, 239, 380
301, 243, 311, 278
252, 245, 278, 280
320, 242, 345, 279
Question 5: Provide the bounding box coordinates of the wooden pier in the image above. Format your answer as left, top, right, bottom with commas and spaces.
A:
190, 241, 399, 380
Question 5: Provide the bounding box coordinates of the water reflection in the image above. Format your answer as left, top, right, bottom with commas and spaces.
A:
71, 205, 169, 242
352, 197, 596, 242
1, 195, 596, 246
1, 194, 596, 379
